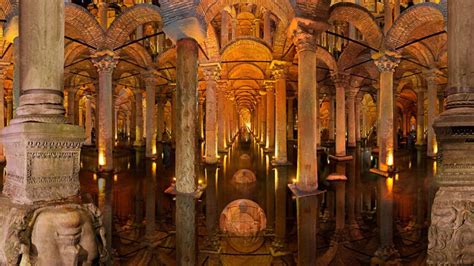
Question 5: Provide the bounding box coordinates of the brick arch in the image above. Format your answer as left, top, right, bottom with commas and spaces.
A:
385, 3, 445, 50
329, 3, 383, 49
65, 42, 90, 66
403, 42, 435, 67
336, 42, 369, 72
107, 4, 163, 49
316, 46, 337, 73
198, 0, 294, 27
221, 38, 273, 61
120, 43, 153, 68
65, 3, 105, 49
204, 23, 220, 61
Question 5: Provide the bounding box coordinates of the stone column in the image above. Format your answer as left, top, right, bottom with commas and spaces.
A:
84, 96, 93, 145
217, 82, 227, 152
92, 50, 118, 172
221, 10, 229, 47
198, 96, 204, 140
415, 88, 425, 146
5, 96, 12, 126
0, 65, 7, 162
12, 37, 19, 116
355, 95, 361, 143
134, 91, 144, 146
287, 97, 295, 140
67, 88, 78, 125
424, 69, 440, 158
259, 94, 267, 144
203, 63, 220, 164
272, 166, 288, 252
328, 92, 335, 141
157, 95, 166, 142
428, 1, 474, 263
174, 37, 199, 265
144, 71, 157, 158
171, 87, 176, 145
332, 75, 349, 157
437, 93, 444, 113
205, 166, 220, 251
263, 10, 271, 45
272, 61, 289, 164
372, 51, 400, 172
98, 0, 108, 29
346, 89, 357, 147
265, 81, 275, 152
383, 0, 394, 34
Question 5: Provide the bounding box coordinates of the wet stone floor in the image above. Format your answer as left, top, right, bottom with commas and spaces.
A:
2, 133, 435, 265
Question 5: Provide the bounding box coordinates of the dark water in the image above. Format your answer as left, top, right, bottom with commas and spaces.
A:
78, 136, 435, 265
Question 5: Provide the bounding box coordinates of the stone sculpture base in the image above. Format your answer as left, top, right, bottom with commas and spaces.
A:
1, 123, 84, 204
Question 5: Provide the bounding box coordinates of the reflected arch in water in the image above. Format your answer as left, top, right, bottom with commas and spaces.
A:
232, 168, 256, 184
219, 199, 267, 253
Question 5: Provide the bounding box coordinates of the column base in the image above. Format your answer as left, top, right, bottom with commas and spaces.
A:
204, 157, 219, 165
164, 184, 205, 199
328, 154, 353, 162
1, 122, 84, 204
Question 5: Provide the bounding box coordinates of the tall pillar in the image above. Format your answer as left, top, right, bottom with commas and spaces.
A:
221, 10, 229, 47
217, 82, 227, 152
332, 75, 349, 157
67, 88, 78, 125
383, 0, 394, 34
259, 94, 267, 144
0, 65, 7, 162
157, 95, 166, 142
265, 81, 275, 152
144, 71, 157, 158
372, 51, 400, 172
5, 96, 12, 126
263, 10, 271, 45
198, 95, 204, 140
174, 37, 199, 266
428, 1, 474, 263
287, 97, 295, 140
134, 91, 144, 146
12, 38, 19, 116
272, 61, 289, 164
203, 63, 220, 164
98, 0, 108, 29
425, 69, 440, 158
355, 95, 361, 143
171, 88, 176, 145
347, 89, 357, 147
415, 88, 425, 146
92, 50, 118, 171
328, 92, 335, 141
84, 96, 93, 145
0, 1, 104, 262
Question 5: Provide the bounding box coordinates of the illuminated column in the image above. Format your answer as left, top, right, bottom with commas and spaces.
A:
5, 96, 12, 126
372, 51, 400, 172
144, 71, 157, 158
328, 92, 335, 141
424, 69, 440, 158
203, 63, 220, 164
346, 89, 357, 147
84, 96, 93, 145
221, 10, 230, 47
287, 96, 295, 140
355, 94, 361, 143
67, 87, 78, 125
171, 87, 176, 146
415, 88, 425, 146
272, 61, 289, 164
332, 74, 349, 157
134, 91, 144, 146
259, 93, 267, 144
217, 82, 227, 152
0, 65, 7, 162
263, 10, 271, 44
265, 81, 275, 152
428, 2, 474, 263
198, 95, 204, 140
157, 95, 166, 142
92, 50, 118, 171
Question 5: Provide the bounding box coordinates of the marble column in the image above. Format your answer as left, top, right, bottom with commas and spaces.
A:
346, 90, 357, 148
332, 75, 349, 157
372, 52, 400, 172
198, 96, 204, 140
175, 38, 199, 265
0, 65, 7, 162
355, 95, 361, 143
134, 91, 144, 146
383, 0, 394, 34
428, 1, 474, 263
328, 92, 335, 141
203, 63, 220, 164
263, 10, 271, 45
5, 96, 12, 126
425, 69, 440, 158
67, 88, 78, 125
144, 71, 157, 158
221, 10, 229, 47
171, 88, 176, 145
217, 82, 227, 152
12, 37, 19, 116
287, 97, 295, 140
92, 50, 118, 172
84, 96, 93, 145
98, 0, 108, 29
415, 89, 425, 146
265, 81, 275, 152
259, 94, 267, 144
272, 61, 289, 164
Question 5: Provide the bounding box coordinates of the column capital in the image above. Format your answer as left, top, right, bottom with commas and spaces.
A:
331, 73, 350, 88
201, 63, 221, 81
217, 80, 228, 92
345, 89, 359, 99
372, 51, 401, 72
91, 50, 119, 73
270, 60, 290, 80
292, 27, 317, 53
264, 80, 275, 92
142, 69, 160, 87
0, 61, 10, 78
423, 68, 443, 84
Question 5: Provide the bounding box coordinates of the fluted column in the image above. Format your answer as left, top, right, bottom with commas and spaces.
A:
217, 82, 227, 152
428, 1, 474, 263
84, 96, 93, 145
287, 97, 295, 140
347, 89, 357, 147
415, 88, 425, 146
203, 63, 220, 164
92, 50, 118, 171
134, 91, 144, 146
144, 71, 158, 158
424, 69, 440, 157
175, 37, 199, 265
272, 61, 289, 164
372, 51, 400, 172
265, 81, 275, 152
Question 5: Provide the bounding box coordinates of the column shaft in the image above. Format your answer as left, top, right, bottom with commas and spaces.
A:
416, 90, 424, 145
134, 91, 144, 146
85, 97, 92, 145
335, 81, 347, 157
274, 66, 288, 164
204, 65, 219, 164
217, 85, 226, 151
426, 73, 438, 157
287, 97, 295, 140
145, 75, 157, 158
265, 83, 275, 151
347, 93, 356, 147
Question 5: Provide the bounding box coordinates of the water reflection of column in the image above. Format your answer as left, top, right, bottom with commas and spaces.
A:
265, 81, 275, 152
328, 162, 347, 241
145, 160, 157, 236
98, 173, 113, 262
272, 166, 288, 251
217, 82, 227, 152
265, 155, 275, 232
205, 166, 219, 251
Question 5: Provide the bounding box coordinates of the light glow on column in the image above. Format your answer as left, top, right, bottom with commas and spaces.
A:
99, 150, 106, 166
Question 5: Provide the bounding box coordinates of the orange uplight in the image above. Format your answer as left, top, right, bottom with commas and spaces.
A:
386, 176, 393, 193
98, 151, 106, 166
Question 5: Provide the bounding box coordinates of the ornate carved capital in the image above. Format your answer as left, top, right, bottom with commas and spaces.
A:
372, 51, 401, 73
423, 68, 443, 85
264, 80, 275, 93
91, 50, 119, 73
142, 69, 160, 88
270, 60, 289, 80
293, 27, 317, 53
201, 63, 221, 82
331, 73, 350, 88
